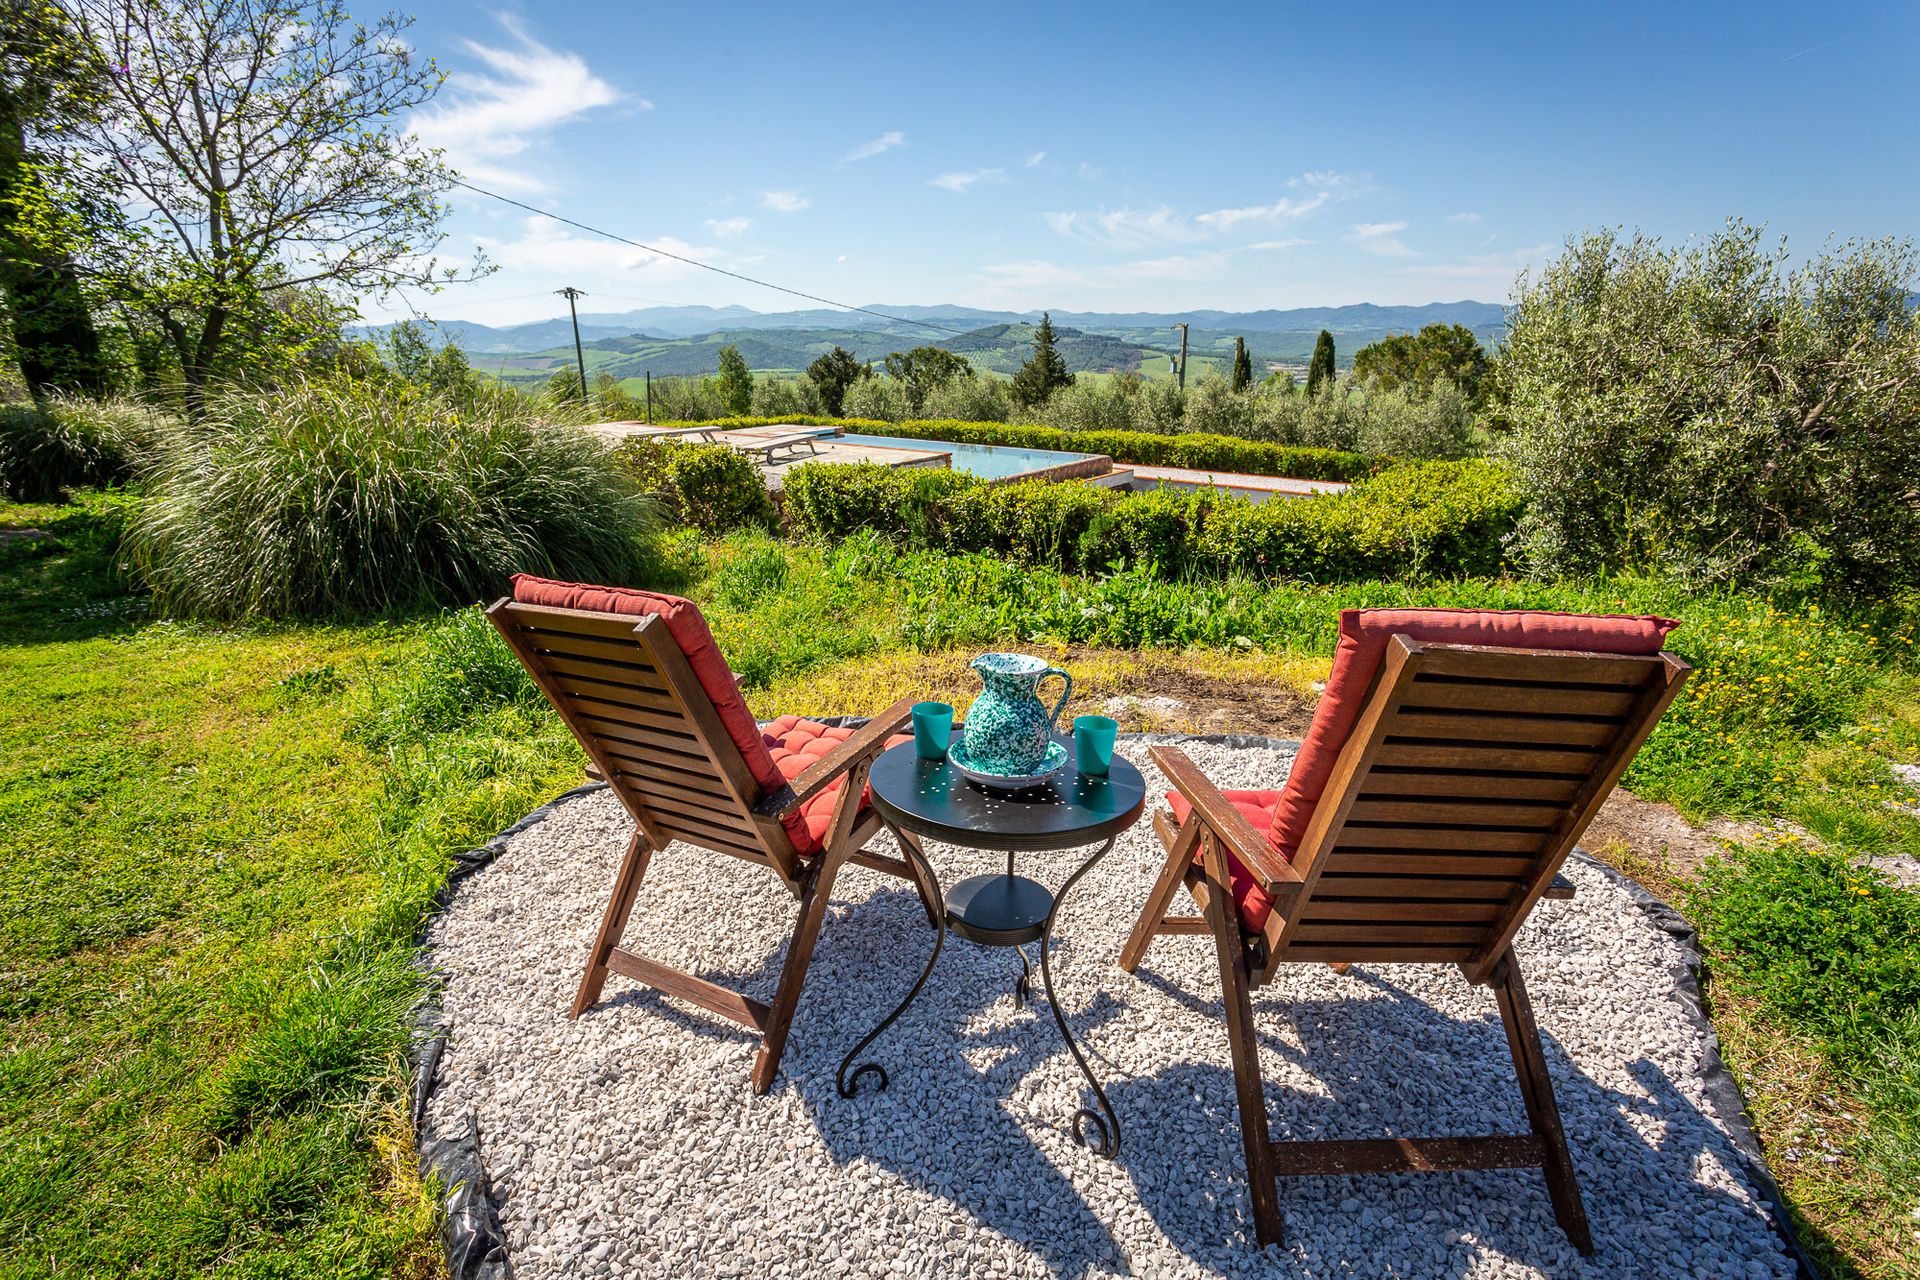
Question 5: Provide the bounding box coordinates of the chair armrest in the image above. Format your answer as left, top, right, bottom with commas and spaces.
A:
1149, 745, 1303, 889
753, 698, 916, 818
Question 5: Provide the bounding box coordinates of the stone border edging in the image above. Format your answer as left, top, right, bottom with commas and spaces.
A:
408, 728, 1819, 1280
410, 781, 609, 1280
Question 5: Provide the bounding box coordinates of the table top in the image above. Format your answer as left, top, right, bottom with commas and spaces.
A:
866, 736, 1147, 852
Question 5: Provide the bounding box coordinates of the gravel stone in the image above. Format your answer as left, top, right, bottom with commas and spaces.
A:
425, 741, 1797, 1279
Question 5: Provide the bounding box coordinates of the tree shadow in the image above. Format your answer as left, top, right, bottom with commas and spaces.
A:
0, 496, 151, 645
1115, 960, 1798, 1277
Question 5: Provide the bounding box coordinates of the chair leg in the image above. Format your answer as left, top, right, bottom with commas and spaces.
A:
1198, 831, 1285, 1248
893, 827, 941, 927
1118, 813, 1201, 973
1490, 949, 1595, 1255
750, 845, 852, 1094
572, 831, 654, 1018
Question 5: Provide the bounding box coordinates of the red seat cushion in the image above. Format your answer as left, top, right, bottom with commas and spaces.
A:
510, 574, 904, 855
1169, 608, 1679, 935
763, 715, 911, 855
1166, 788, 1285, 931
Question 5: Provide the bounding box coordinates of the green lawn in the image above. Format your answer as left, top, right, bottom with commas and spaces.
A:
0, 498, 582, 1276
3, 501, 1915, 1278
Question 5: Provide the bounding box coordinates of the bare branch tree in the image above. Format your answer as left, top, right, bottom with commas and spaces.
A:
46, 0, 476, 412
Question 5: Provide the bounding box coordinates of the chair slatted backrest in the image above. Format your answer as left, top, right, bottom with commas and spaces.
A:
1272, 635, 1688, 984
486, 598, 801, 884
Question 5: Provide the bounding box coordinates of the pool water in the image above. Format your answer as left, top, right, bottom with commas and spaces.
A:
835, 433, 1097, 481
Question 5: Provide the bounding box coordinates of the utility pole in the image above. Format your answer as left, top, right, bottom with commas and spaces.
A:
1172, 322, 1190, 391
557, 286, 588, 403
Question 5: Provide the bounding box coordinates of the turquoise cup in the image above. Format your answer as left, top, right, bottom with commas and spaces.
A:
912, 701, 954, 759
1073, 714, 1119, 777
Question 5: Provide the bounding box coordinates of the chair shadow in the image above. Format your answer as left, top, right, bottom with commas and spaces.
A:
1116, 956, 1792, 1277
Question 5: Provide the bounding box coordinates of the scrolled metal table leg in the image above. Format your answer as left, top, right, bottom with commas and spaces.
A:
1012, 943, 1032, 1008
1038, 835, 1121, 1158
837, 821, 946, 1099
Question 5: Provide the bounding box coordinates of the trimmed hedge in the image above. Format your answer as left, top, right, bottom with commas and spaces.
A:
612, 437, 777, 534
651, 415, 1378, 483
783, 458, 1520, 583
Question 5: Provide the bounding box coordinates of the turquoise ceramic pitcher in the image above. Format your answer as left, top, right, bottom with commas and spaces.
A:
962, 653, 1072, 775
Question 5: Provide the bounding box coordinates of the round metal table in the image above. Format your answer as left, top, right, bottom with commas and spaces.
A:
836, 736, 1146, 1157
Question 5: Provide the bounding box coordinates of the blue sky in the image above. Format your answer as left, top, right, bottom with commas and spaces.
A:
383, 0, 1920, 326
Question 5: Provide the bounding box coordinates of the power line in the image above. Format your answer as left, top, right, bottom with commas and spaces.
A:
445, 177, 976, 339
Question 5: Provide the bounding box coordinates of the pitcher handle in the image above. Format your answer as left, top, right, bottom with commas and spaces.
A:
1041, 667, 1074, 730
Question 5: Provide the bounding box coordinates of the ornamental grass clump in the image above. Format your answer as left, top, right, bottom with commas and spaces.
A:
0, 394, 174, 501
129, 379, 660, 620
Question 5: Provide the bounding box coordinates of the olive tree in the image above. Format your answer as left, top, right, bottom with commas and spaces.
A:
1500, 222, 1920, 592
40, 0, 469, 414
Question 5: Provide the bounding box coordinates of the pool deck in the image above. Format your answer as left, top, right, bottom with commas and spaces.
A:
1122, 463, 1350, 499
578, 422, 1350, 498
577, 422, 950, 490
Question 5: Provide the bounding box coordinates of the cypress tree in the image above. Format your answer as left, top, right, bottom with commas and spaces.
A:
1306, 329, 1337, 395
1230, 336, 1252, 392
1010, 310, 1075, 408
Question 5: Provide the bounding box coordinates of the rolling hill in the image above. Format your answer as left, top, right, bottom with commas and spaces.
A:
358, 300, 1507, 382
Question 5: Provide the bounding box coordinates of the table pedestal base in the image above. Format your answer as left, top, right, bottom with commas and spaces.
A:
836, 827, 1122, 1158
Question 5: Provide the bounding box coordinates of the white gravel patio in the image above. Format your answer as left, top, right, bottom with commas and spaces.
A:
422, 739, 1801, 1280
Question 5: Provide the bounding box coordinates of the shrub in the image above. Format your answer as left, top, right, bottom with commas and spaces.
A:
783, 457, 1520, 583
840, 375, 915, 422
128, 378, 660, 620
1194, 459, 1521, 581
1499, 222, 1920, 593
1690, 836, 1920, 1054
0, 395, 174, 501
351, 607, 543, 750
613, 437, 776, 534
846, 418, 1377, 482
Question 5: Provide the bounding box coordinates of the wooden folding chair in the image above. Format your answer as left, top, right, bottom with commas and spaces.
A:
1118, 608, 1689, 1251
488, 574, 938, 1094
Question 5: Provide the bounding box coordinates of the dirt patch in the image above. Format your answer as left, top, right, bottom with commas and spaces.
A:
1580, 791, 1772, 902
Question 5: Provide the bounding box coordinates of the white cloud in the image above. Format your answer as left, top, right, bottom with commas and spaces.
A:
845, 131, 905, 162
761, 190, 811, 213
1195, 191, 1329, 231
1043, 206, 1201, 246
1346, 221, 1417, 257
1023, 150, 1047, 167
410, 16, 626, 195
1044, 172, 1364, 247
471, 215, 718, 281
1401, 243, 1553, 296
929, 168, 1006, 193
1447, 211, 1483, 223
1245, 238, 1311, 251
976, 251, 1231, 295
704, 217, 752, 238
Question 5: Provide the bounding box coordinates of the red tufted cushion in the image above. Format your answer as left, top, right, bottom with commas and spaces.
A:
763, 715, 911, 855
511, 575, 906, 855
1170, 608, 1678, 935
1269, 608, 1679, 864
511, 573, 784, 795
1166, 788, 1285, 931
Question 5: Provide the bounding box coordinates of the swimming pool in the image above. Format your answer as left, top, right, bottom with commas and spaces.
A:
834, 432, 1103, 481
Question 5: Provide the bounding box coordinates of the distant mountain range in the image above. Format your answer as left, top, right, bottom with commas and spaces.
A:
354, 300, 1507, 385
